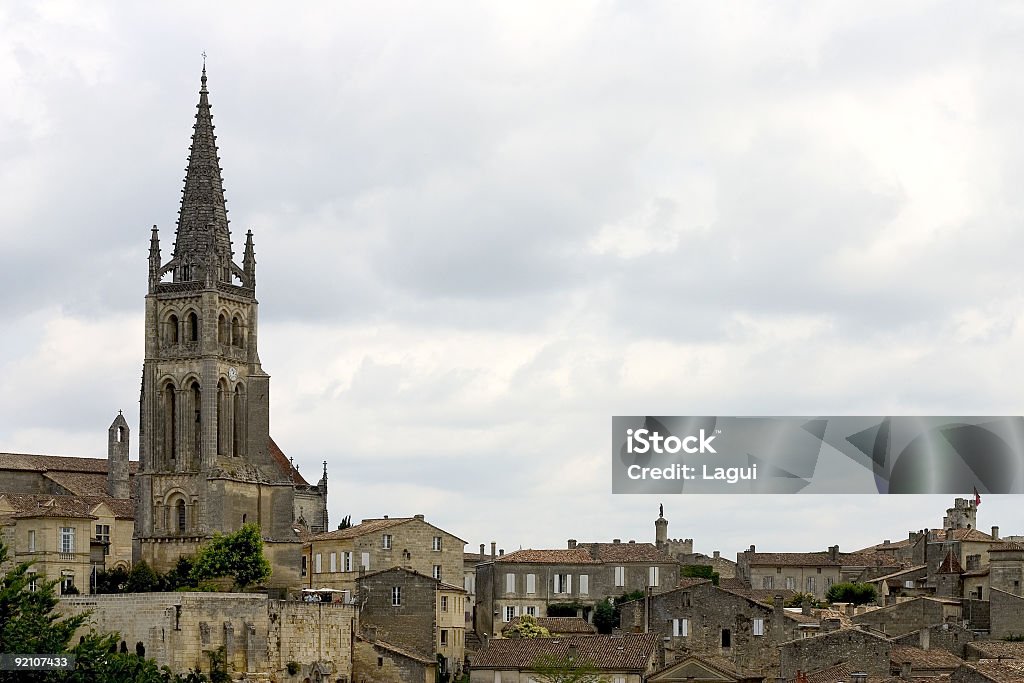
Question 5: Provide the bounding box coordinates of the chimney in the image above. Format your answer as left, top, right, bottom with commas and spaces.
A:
499, 549, 504, 556
568, 539, 577, 549
773, 594, 785, 644
479, 543, 485, 557
992, 526, 1000, 540
920, 627, 930, 650
629, 540, 635, 544
828, 545, 839, 562
749, 545, 756, 553
900, 661, 912, 679
613, 539, 621, 544
414, 513, 424, 520
491, 542, 496, 559
383, 515, 389, 519
852, 673, 868, 683
883, 539, 890, 546
713, 550, 720, 559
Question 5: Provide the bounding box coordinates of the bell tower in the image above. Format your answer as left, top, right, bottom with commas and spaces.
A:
135, 66, 289, 570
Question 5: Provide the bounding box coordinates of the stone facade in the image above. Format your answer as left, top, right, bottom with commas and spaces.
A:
619, 581, 806, 676
778, 628, 891, 680
475, 540, 680, 639
850, 596, 961, 637
890, 622, 976, 659
989, 587, 1024, 639
353, 636, 434, 683
305, 515, 465, 593
134, 67, 326, 588
57, 592, 354, 680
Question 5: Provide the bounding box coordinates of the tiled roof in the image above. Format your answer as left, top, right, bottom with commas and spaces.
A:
502, 617, 596, 635
745, 551, 840, 567
959, 661, 1024, 683
724, 587, 796, 604
268, 437, 310, 486
968, 640, 1024, 659
717, 577, 746, 590
438, 581, 467, 593
676, 577, 713, 589
651, 653, 758, 680
936, 549, 964, 574
932, 528, 996, 542
890, 646, 963, 671
869, 565, 928, 583
962, 567, 990, 578
857, 538, 913, 552
41, 471, 113, 497
0, 452, 140, 474
495, 549, 600, 564
806, 662, 852, 683
990, 541, 1024, 552
472, 634, 659, 671
308, 517, 413, 542
0, 493, 134, 520
356, 635, 435, 665
580, 542, 675, 563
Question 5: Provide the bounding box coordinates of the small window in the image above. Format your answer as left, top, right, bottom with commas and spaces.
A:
753, 618, 764, 636
433, 565, 442, 580
432, 536, 442, 551
806, 577, 815, 592
722, 628, 731, 648
673, 618, 689, 637
526, 606, 536, 616
441, 596, 448, 612
579, 574, 589, 595
382, 534, 392, 550
301, 556, 307, 577
506, 573, 515, 594
28, 530, 36, 553
28, 572, 38, 592
526, 573, 536, 594
343, 551, 353, 572
440, 629, 448, 646
776, 567, 782, 573
315, 553, 322, 574
329, 552, 337, 573
361, 552, 370, 570
785, 577, 795, 590
60, 527, 75, 554
614, 566, 625, 587
649, 566, 659, 587
392, 586, 401, 606
762, 576, 773, 589
505, 605, 516, 622
377, 657, 383, 667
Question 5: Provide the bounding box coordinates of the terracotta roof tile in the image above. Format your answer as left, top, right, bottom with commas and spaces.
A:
806, 662, 852, 683
968, 640, 1024, 659
932, 528, 995, 542
502, 617, 596, 635
472, 634, 658, 671
308, 517, 414, 542
580, 542, 675, 563
960, 661, 1024, 683
936, 549, 964, 575
0, 452, 140, 474
268, 437, 310, 486
356, 635, 435, 665
990, 541, 1024, 552
0, 494, 136, 520
495, 549, 600, 564
890, 646, 963, 671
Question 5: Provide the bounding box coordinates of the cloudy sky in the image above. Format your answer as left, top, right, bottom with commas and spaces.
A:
2, 2, 1023, 559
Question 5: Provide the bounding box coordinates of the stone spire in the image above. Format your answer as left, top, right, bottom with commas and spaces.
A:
243, 229, 256, 289
148, 225, 161, 291
172, 65, 233, 276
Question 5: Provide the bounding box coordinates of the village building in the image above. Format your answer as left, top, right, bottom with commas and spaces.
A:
303, 514, 466, 594
469, 633, 661, 683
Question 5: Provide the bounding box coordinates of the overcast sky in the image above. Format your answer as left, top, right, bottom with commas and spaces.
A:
2, 2, 1023, 560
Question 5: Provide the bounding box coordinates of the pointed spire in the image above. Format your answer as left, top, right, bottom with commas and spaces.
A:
243, 229, 256, 289
173, 65, 232, 276
148, 225, 161, 291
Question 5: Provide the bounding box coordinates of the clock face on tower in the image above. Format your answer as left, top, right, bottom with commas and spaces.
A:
228, 367, 238, 381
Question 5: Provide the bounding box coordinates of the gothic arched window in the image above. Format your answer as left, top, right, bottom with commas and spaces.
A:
188, 312, 200, 343
167, 315, 179, 345
176, 500, 186, 532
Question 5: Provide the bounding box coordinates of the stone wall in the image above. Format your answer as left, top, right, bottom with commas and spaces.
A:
358, 568, 436, 657
850, 597, 959, 637
990, 587, 1024, 639
353, 638, 432, 683
890, 622, 975, 658
779, 629, 891, 679
57, 592, 354, 679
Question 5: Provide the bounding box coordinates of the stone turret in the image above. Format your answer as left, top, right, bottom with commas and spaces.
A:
942, 498, 977, 531
107, 411, 130, 499
655, 505, 668, 548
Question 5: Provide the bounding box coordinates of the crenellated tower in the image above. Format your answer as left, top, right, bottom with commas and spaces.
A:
135, 67, 310, 584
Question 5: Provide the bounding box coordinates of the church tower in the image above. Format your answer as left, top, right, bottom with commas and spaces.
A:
135, 67, 308, 582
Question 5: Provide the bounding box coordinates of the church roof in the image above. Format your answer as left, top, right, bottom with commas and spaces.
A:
0, 452, 139, 474
268, 438, 309, 486
936, 549, 964, 574
172, 65, 233, 263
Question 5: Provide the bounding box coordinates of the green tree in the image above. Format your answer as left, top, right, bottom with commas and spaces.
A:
505, 615, 551, 638
125, 560, 160, 593
190, 523, 271, 589
825, 582, 876, 605
337, 515, 352, 531
530, 653, 603, 683
593, 599, 616, 634
681, 564, 720, 586
94, 566, 130, 594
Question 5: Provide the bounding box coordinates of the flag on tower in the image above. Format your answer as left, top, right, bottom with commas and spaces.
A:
974, 486, 982, 507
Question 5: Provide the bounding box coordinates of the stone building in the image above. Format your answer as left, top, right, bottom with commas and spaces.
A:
133, 67, 327, 588
849, 596, 962, 638
474, 539, 680, 639
355, 566, 467, 681
778, 628, 892, 680
57, 592, 355, 681
0, 414, 136, 594
619, 580, 810, 676
303, 515, 465, 594
469, 633, 661, 683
